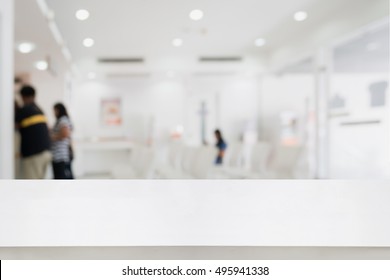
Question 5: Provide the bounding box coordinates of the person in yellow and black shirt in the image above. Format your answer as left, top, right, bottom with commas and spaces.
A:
15, 86, 52, 179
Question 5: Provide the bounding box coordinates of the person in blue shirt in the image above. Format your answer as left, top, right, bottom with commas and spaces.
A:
214, 129, 227, 165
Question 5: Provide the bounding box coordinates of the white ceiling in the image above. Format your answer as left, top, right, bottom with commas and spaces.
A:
14, 0, 62, 74
334, 23, 389, 73
15, 0, 381, 75
44, 0, 335, 72
46, 0, 315, 57
276, 21, 389, 74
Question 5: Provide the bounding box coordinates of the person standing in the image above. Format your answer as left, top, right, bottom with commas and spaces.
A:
51, 103, 74, 179
15, 86, 52, 179
214, 129, 227, 165
14, 100, 22, 179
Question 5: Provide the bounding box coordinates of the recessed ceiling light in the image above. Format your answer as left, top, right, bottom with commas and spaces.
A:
189, 9, 204, 21
83, 38, 95, 47
255, 38, 266, 47
17, 42, 36, 54
76, 9, 90, 21
35, 60, 48, 71
294, 11, 308, 22
172, 38, 183, 47
87, 72, 97, 79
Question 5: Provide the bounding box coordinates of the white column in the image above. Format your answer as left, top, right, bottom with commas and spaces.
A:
0, 0, 14, 179
314, 47, 332, 179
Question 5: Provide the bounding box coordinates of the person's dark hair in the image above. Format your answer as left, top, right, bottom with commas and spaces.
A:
15, 100, 20, 111
215, 129, 223, 141
14, 77, 22, 84
54, 103, 69, 120
20, 86, 36, 98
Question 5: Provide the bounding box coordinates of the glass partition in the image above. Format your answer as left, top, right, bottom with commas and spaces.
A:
328, 20, 390, 179
261, 57, 317, 178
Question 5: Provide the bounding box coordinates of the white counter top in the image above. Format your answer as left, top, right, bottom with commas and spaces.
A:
0, 180, 389, 247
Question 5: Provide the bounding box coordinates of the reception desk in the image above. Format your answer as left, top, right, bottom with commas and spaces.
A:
73, 139, 134, 177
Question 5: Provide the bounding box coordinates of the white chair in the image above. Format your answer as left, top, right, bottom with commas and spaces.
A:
224, 142, 244, 168
155, 142, 183, 178
136, 147, 157, 179
158, 145, 216, 179
218, 142, 271, 179
255, 145, 302, 179
211, 142, 243, 179
249, 142, 272, 174
189, 146, 216, 179
156, 146, 196, 179
111, 146, 157, 179
181, 146, 198, 175
167, 142, 183, 170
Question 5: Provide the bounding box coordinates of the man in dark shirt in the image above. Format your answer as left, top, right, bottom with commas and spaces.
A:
15, 86, 52, 179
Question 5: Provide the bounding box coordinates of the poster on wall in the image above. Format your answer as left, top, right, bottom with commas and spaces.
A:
101, 98, 122, 126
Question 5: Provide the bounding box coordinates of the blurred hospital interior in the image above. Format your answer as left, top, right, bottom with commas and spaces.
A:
0, 0, 389, 180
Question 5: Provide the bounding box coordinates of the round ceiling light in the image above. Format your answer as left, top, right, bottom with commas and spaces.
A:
17, 42, 36, 54
172, 38, 183, 47
255, 38, 266, 47
294, 11, 308, 22
35, 60, 49, 71
76, 9, 90, 21
83, 38, 95, 48
190, 9, 204, 21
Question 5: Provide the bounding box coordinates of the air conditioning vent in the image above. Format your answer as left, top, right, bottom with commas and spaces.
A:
199, 56, 243, 62
106, 72, 151, 79
192, 71, 238, 77
98, 57, 145, 64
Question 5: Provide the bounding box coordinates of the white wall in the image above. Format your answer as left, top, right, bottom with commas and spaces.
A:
71, 77, 186, 143
0, 0, 14, 179
185, 75, 260, 145
70, 74, 260, 146
29, 69, 70, 127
